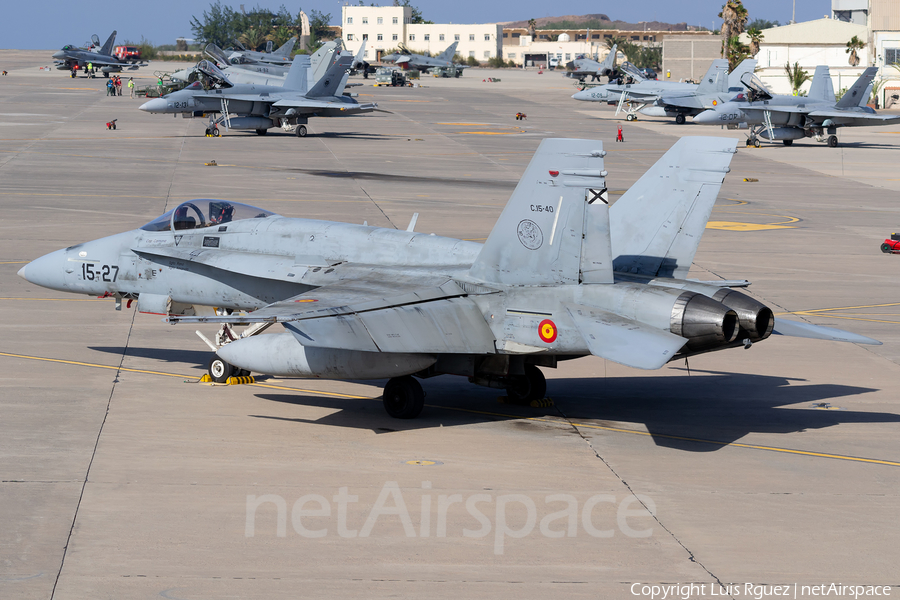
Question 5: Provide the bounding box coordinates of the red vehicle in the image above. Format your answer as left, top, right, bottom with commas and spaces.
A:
113, 45, 141, 62
881, 233, 900, 254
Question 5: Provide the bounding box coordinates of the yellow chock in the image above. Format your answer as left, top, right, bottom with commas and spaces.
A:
199, 374, 212, 383
226, 375, 255, 385
205, 160, 217, 166
743, 177, 758, 182
530, 397, 554, 408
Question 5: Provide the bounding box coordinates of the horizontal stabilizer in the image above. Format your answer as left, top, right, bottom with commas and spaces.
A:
565, 304, 687, 369
773, 318, 881, 345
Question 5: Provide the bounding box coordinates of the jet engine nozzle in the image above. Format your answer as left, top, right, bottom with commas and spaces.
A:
712, 289, 775, 341
670, 291, 739, 350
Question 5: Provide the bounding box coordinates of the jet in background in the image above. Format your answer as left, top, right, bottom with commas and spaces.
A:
139, 52, 377, 138
52, 31, 148, 77
638, 59, 757, 124
226, 37, 297, 65
573, 59, 734, 122
693, 66, 900, 147
18, 137, 879, 419
382, 41, 466, 73
564, 45, 619, 82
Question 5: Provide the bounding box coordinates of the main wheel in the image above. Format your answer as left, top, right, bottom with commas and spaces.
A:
256, 129, 267, 135
207, 355, 234, 383
753, 139, 761, 148
382, 376, 425, 419
882, 242, 893, 254
296, 124, 307, 137
675, 114, 686, 125
828, 135, 838, 148
211, 127, 220, 137
505, 365, 547, 405
782, 139, 793, 146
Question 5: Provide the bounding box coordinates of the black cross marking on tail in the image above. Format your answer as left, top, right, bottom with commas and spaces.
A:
587, 188, 608, 205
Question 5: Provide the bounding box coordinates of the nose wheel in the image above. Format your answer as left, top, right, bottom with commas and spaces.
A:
206, 354, 250, 383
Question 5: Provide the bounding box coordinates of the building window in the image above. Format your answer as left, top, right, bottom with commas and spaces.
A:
424, 34, 430, 41
604, 34, 612, 39
592, 34, 599, 39
469, 34, 475, 41
347, 17, 353, 24
483, 51, 490, 58
565, 53, 571, 60
887, 48, 900, 64
503, 33, 508, 38
362, 17, 368, 24
364, 50, 368, 58
377, 33, 383, 41
469, 51, 475, 57
392, 33, 398, 41
377, 17, 382, 24
347, 34, 353, 41
409, 34, 415, 41
539, 35, 548, 39
484, 34, 490, 41
440, 34, 445, 41
631, 36, 639, 40
508, 52, 516, 59
454, 34, 460, 41
512, 32, 520, 38
362, 34, 368, 41
393, 17, 398, 24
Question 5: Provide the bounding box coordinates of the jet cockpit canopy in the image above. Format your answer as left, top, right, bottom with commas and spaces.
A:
140, 200, 278, 232
737, 72, 773, 102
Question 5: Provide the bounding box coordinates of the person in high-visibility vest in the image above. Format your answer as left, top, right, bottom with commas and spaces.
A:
128, 77, 135, 98
87, 62, 92, 77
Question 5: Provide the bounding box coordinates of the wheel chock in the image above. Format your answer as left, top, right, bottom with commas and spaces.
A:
529, 397, 554, 408
226, 375, 255, 385
743, 177, 758, 182
199, 374, 213, 383
205, 160, 217, 166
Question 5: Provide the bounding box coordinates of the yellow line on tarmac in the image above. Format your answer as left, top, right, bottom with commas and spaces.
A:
0, 261, 29, 264
0, 297, 111, 302
248, 381, 367, 399
780, 302, 900, 314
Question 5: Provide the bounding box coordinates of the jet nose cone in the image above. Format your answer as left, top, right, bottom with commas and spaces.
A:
139, 98, 167, 113
19, 249, 69, 291
693, 110, 718, 124
52, 51, 64, 60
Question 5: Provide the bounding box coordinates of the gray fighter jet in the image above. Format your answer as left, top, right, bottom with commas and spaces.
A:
382, 41, 465, 74
564, 45, 618, 83
139, 52, 376, 138
52, 31, 148, 78
693, 66, 900, 147
18, 136, 879, 419
226, 37, 297, 65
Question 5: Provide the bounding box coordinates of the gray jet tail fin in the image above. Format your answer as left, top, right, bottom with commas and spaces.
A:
599, 44, 617, 75
283, 55, 311, 93
836, 66, 878, 108
306, 54, 353, 97
728, 58, 756, 90
696, 59, 730, 94
273, 37, 297, 57
100, 31, 117, 56
469, 139, 611, 286
807, 66, 835, 102
610, 137, 738, 279
436, 41, 459, 62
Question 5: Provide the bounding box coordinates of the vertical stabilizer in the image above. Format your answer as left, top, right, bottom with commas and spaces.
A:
728, 58, 756, 90
100, 31, 117, 56
836, 67, 877, 108
273, 37, 297, 57
283, 55, 311, 94
437, 41, 459, 62
807, 66, 835, 102
599, 44, 617, 75
469, 139, 608, 285
696, 59, 730, 94
610, 137, 737, 279
306, 54, 353, 97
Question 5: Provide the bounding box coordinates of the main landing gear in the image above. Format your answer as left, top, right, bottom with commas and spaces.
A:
382, 376, 425, 419
675, 114, 686, 125
504, 365, 547, 404
205, 126, 220, 137
295, 124, 307, 137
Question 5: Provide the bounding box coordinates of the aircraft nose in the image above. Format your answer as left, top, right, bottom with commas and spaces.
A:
693, 110, 719, 124
18, 249, 70, 291
572, 89, 590, 101
52, 51, 64, 60
139, 98, 168, 113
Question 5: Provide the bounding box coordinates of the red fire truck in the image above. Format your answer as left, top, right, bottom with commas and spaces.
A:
113, 46, 141, 62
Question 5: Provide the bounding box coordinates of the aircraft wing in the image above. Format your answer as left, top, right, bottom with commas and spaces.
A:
806, 110, 900, 126
132, 246, 316, 283
169, 275, 498, 354
773, 318, 881, 345
271, 98, 378, 113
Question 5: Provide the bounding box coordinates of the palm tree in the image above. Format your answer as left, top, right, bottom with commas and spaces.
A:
528, 18, 537, 40
239, 27, 268, 51
747, 27, 764, 57
725, 36, 750, 71
268, 25, 293, 49
846, 35, 865, 67
605, 35, 625, 50
718, 0, 749, 58
784, 62, 810, 95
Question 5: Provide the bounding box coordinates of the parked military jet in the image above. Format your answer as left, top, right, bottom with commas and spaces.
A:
693, 66, 899, 147
52, 31, 148, 77
572, 60, 728, 121
639, 59, 757, 124
139, 51, 376, 138
382, 41, 465, 74
226, 37, 297, 65
18, 137, 879, 419
565, 45, 618, 83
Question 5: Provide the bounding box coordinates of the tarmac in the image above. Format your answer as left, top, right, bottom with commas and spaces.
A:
1, 51, 899, 600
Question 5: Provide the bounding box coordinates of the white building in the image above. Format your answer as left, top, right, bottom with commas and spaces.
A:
340, 5, 501, 62
739, 19, 869, 95
501, 36, 601, 67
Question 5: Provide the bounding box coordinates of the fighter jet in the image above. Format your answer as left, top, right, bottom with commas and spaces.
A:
139, 51, 376, 138
565, 45, 619, 83
693, 66, 900, 147
572, 59, 755, 123
639, 59, 757, 124
226, 37, 297, 65
382, 41, 465, 74
52, 31, 148, 78
18, 137, 879, 419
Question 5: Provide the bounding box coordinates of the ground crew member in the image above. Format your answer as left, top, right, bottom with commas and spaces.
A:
616, 123, 624, 142
87, 62, 92, 77
128, 77, 135, 98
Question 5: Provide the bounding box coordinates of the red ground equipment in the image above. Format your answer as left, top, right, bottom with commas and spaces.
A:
881, 233, 900, 254
113, 46, 141, 61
